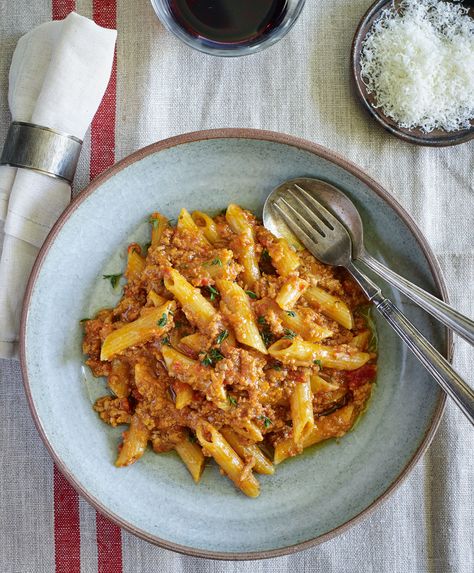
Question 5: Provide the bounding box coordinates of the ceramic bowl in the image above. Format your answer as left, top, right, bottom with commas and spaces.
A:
351, 0, 474, 147
20, 129, 448, 559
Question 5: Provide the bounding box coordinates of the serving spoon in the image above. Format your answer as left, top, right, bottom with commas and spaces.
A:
264, 178, 474, 345
263, 179, 474, 425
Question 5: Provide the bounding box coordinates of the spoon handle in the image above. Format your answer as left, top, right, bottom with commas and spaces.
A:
360, 252, 474, 346
347, 263, 474, 426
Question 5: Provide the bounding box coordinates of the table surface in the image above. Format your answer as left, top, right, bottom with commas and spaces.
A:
1, 1, 473, 572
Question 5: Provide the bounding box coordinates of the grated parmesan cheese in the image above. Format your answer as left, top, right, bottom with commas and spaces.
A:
359, 0, 474, 132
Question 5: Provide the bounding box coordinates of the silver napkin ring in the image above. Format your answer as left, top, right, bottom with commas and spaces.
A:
0, 121, 83, 183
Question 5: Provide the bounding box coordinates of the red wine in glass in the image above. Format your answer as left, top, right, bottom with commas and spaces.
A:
167, 0, 289, 44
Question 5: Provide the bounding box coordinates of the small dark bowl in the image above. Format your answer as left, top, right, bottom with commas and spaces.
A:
351, 0, 474, 147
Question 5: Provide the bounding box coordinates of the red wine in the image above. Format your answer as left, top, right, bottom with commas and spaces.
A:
168, 0, 288, 44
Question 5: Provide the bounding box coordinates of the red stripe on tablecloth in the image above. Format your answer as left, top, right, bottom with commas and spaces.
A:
53, 466, 81, 573
52, 0, 75, 20
91, 1, 123, 571
51, 3, 81, 572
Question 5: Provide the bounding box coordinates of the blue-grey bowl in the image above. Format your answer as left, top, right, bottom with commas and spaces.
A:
20, 129, 448, 559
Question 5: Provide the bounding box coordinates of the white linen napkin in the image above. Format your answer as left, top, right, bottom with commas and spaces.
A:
0, 12, 116, 359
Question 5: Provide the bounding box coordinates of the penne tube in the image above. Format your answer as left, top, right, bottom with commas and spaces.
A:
174, 381, 194, 409
279, 308, 333, 342
274, 404, 355, 464
196, 422, 260, 497
192, 211, 221, 244
125, 246, 146, 281
147, 290, 167, 307
310, 374, 339, 394
108, 359, 131, 398
217, 279, 267, 354
115, 414, 150, 467
149, 212, 170, 245
221, 428, 274, 475
226, 204, 260, 287
101, 302, 175, 361
175, 438, 206, 482
231, 419, 264, 443
304, 286, 354, 330
268, 338, 370, 370
290, 379, 315, 445
350, 330, 371, 350
267, 237, 300, 277
177, 208, 210, 246
163, 268, 217, 331
162, 345, 197, 373
179, 332, 208, 353
275, 277, 309, 310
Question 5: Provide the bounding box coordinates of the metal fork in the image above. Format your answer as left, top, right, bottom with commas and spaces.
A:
272, 184, 474, 425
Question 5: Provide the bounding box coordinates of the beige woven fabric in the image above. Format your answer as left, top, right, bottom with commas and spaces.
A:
1, 0, 473, 571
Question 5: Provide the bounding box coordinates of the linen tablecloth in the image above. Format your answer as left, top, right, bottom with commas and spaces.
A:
1, 1, 473, 572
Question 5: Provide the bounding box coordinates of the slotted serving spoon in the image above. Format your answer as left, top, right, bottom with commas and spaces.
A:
263, 179, 474, 425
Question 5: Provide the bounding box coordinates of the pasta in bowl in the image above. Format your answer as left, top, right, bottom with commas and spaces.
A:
83, 203, 377, 497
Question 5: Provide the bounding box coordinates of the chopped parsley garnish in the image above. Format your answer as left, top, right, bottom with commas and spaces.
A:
216, 330, 229, 345
259, 415, 272, 428
208, 285, 219, 301
143, 242, 151, 251
261, 329, 274, 347
272, 362, 283, 371
204, 257, 222, 267
157, 313, 168, 327
245, 290, 258, 299
261, 248, 271, 262
227, 395, 238, 407
283, 328, 297, 339
79, 318, 90, 323
161, 335, 171, 346
201, 347, 224, 367
313, 359, 323, 368
258, 316, 267, 325
286, 310, 296, 317
103, 273, 122, 289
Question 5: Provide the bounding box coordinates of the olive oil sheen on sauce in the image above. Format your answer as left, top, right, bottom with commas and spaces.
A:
168, 0, 288, 44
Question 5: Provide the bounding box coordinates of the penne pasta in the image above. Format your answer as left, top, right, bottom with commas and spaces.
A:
279, 307, 333, 342
177, 208, 210, 246
217, 279, 267, 354
163, 268, 217, 331
268, 338, 370, 370
196, 422, 260, 497
101, 301, 175, 361
275, 277, 309, 310
310, 374, 339, 394
108, 359, 131, 398
274, 404, 355, 464
175, 438, 206, 482
350, 330, 371, 350
115, 414, 150, 467
221, 428, 274, 475
149, 212, 170, 245
226, 204, 260, 287
290, 379, 315, 446
192, 211, 221, 244
125, 246, 146, 281
267, 237, 300, 277
147, 290, 167, 307
304, 286, 354, 330
174, 381, 194, 409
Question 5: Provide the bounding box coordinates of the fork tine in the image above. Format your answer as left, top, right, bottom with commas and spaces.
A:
293, 184, 341, 231
288, 191, 329, 238
273, 200, 322, 256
